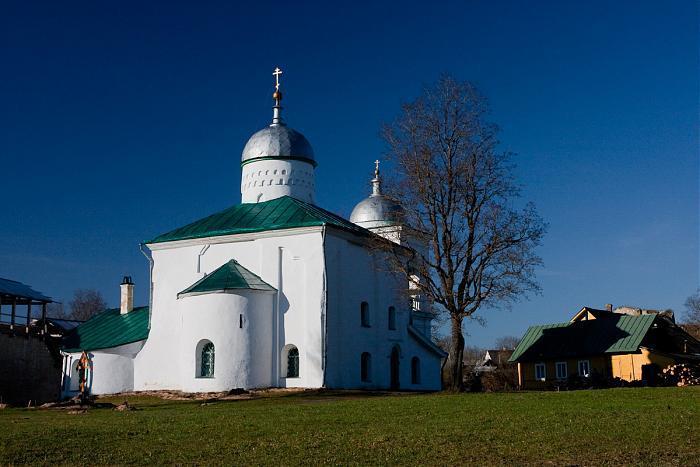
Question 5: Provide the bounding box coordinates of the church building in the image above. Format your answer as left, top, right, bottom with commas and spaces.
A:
60, 69, 445, 395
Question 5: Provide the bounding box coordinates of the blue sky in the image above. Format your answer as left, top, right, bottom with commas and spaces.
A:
1, 1, 697, 347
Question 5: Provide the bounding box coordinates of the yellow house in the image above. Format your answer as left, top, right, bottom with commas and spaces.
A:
510, 306, 700, 389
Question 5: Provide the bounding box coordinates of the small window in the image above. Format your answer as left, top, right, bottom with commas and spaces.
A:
239, 314, 243, 329
388, 306, 396, 330
361, 352, 371, 382
286, 347, 299, 378
555, 361, 567, 380
281, 169, 286, 174
199, 341, 215, 378
578, 360, 590, 377
535, 362, 546, 381
361, 302, 370, 327
411, 357, 420, 384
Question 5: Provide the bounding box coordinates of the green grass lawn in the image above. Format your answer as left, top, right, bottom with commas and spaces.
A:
1, 387, 698, 465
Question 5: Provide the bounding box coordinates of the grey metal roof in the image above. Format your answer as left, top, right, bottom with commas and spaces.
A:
0, 277, 52, 302
350, 166, 403, 229
350, 195, 403, 229
241, 123, 316, 167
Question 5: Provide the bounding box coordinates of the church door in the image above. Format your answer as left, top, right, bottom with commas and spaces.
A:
390, 346, 400, 390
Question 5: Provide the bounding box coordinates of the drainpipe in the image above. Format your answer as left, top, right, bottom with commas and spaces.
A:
197, 244, 210, 274
275, 246, 284, 386
139, 244, 154, 328
320, 225, 328, 388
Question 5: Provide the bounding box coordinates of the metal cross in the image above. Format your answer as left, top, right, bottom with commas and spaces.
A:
273, 67, 283, 91
374, 159, 380, 176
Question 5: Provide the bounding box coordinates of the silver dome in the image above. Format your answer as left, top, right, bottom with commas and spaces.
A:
350, 195, 403, 229
350, 162, 403, 229
241, 123, 316, 167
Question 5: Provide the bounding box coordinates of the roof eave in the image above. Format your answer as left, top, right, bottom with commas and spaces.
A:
178, 287, 277, 299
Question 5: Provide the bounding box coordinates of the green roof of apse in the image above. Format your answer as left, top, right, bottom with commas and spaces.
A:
148, 196, 368, 244
62, 306, 149, 353
509, 314, 657, 362
178, 260, 276, 298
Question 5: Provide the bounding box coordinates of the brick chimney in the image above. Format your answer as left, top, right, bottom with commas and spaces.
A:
120, 276, 134, 314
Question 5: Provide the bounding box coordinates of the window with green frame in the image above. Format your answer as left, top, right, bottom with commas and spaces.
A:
200, 342, 215, 378
286, 346, 299, 378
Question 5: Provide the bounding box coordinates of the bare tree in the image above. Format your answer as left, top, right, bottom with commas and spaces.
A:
685, 290, 700, 323
380, 76, 546, 391
45, 302, 65, 319
69, 289, 107, 321
682, 290, 700, 340
494, 335, 520, 350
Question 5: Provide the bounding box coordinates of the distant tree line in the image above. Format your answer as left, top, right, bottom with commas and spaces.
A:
47, 289, 107, 322
682, 290, 700, 340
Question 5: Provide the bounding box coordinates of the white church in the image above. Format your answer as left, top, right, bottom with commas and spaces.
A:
60, 70, 445, 395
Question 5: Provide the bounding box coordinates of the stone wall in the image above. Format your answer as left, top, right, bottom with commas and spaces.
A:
0, 331, 62, 405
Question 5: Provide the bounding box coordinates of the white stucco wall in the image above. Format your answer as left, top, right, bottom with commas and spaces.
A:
62, 340, 145, 397
241, 159, 315, 203
134, 228, 327, 392
179, 291, 274, 391
323, 232, 442, 391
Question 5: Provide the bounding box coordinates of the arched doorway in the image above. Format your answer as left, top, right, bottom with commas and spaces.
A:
390, 346, 400, 390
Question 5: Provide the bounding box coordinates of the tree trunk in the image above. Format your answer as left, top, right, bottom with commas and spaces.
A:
444, 315, 465, 391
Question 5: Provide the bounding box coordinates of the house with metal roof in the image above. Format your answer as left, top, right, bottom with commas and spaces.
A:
60, 70, 445, 397
509, 305, 700, 389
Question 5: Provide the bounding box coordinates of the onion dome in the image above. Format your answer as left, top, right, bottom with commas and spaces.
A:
241, 125, 315, 167
241, 67, 316, 167
350, 161, 403, 229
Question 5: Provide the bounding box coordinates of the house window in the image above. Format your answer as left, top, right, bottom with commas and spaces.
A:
411, 357, 420, 384
388, 306, 396, 330
578, 360, 590, 377
361, 302, 370, 327
361, 352, 371, 382
283, 345, 299, 378
555, 361, 567, 380
199, 341, 215, 378
535, 362, 546, 381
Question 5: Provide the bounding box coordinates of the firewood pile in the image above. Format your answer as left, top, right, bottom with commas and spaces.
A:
660, 363, 700, 386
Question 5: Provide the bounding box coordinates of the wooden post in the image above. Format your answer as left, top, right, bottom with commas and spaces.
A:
26, 302, 32, 334
42, 302, 47, 335
10, 297, 16, 331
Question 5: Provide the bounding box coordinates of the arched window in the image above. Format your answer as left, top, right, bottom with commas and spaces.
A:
411, 357, 421, 384
388, 306, 397, 330
282, 345, 299, 378
361, 302, 370, 327
286, 346, 299, 378
197, 340, 215, 378
361, 352, 371, 382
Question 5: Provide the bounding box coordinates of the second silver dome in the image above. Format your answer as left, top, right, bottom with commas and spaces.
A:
350, 195, 403, 229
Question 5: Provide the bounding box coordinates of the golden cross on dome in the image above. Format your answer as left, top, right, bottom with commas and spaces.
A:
273, 67, 283, 91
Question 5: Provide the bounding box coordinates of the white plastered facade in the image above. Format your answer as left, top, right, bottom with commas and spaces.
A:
61, 96, 444, 396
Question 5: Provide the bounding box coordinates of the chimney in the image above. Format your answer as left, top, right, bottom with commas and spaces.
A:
605, 303, 613, 312
120, 276, 134, 314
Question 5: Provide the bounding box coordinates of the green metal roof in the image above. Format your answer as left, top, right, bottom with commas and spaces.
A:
178, 260, 276, 298
509, 314, 657, 362
62, 307, 149, 353
147, 196, 368, 244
